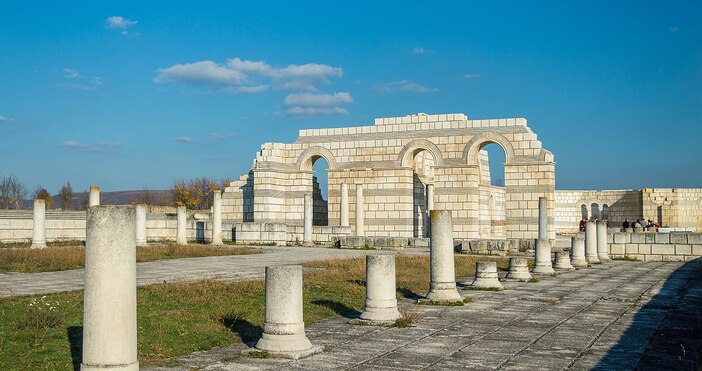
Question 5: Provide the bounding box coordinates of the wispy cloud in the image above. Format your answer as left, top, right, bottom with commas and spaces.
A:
668, 26, 679, 33
282, 92, 352, 116
411, 47, 433, 54
0, 115, 12, 122
154, 57, 343, 92
60, 140, 103, 153
283, 107, 349, 116
462, 73, 481, 79
57, 68, 103, 91
105, 16, 139, 36
210, 132, 237, 141
175, 136, 194, 143
373, 80, 438, 94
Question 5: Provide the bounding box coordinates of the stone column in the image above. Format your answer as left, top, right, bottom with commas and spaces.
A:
359, 254, 401, 323
533, 197, 554, 274
505, 257, 532, 281
585, 220, 600, 263
303, 193, 313, 244
254, 265, 321, 358
425, 210, 462, 302
570, 236, 588, 267
89, 186, 100, 207
135, 204, 147, 246
176, 206, 187, 245
355, 184, 364, 237
211, 190, 223, 245
426, 184, 435, 211
340, 183, 349, 227
554, 251, 574, 270
31, 199, 47, 249
471, 261, 503, 289
597, 219, 611, 261
82, 206, 138, 371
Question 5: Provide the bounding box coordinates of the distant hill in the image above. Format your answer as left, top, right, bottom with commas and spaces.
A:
20, 190, 173, 210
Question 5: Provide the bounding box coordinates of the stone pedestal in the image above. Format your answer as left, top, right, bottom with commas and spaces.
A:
135, 204, 147, 246
254, 265, 322, 359
212, 190, 223, 245
359, 254, 401, 324
505, 257, 532, 281
355, 185, 364, 237
538, 197, 548, 240
81, 206, 138, 371
570, 236, 588, 267
176, 206, 187, 245
88, 186, 100, 207
31, 199, 47, 249
340, 183, 349, 227
425, 210, 462, 302
303, 194, 313, 244
585, 220, 600, 263
554, 251, 574, 270
532, 238, 555, 274
471, 261, 503, 289
597, 220, 610, 261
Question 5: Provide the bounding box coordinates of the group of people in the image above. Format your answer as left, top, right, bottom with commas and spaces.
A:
622, 218, 660, 230
578, 218, 612, 231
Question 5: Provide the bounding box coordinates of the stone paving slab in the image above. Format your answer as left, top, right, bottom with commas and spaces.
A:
144, 260, 702, 370
0, 246, 428, 298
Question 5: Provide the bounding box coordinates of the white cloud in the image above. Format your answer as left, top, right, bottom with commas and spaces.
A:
284, 107, 349, 116
58, 68, 103, 91
668, 26, 679, 33
60, 140, 102, 153
155, 57, 343, 92
412, 47, 432, 54
63, 68, 82, 79
462, 73, 481, 79
0, 115, 10, 122
211, 132, 237, 141
105, 16, 137, 29
373, 80, 438, 94
175, 136, 194, 143
284, 92, 352, 107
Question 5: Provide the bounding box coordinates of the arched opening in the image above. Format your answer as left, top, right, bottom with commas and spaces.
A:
580, 204, 589, 220
311, 156, 329, 226
602, 204, 610, 220
476, 142, 506, 238
591, 203, 600, 220
410, 149, 434, 238
478, 143, 506, 187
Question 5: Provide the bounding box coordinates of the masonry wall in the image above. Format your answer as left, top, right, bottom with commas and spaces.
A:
608, 232, 702, 262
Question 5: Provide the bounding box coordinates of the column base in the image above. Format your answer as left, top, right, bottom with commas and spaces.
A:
81, 361, 138, 371
30, 242, 47, 249
532, 264, 555, 274
423, 287, 463, 302
359, 307, 401, 323
598, 254, 611, 262
571, 258, 589, 267
252, 332, 322, 359
470, 278, 503, 289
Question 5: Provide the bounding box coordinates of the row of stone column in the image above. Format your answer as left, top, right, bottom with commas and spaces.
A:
30, 187, 223, 248
304, 184, 366, 244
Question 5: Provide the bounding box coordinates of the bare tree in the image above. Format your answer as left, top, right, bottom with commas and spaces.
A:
33, 185, 53, 209
0, 175, 27, 209
171, 177, 220, 210
58, 182, 74, 210
141, 187, 154, 211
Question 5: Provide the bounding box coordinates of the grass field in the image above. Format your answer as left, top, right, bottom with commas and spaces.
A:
0, 244, 258, 273
0, 254, 507, 369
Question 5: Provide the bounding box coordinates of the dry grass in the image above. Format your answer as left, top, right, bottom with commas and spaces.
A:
0, 244, 257, 273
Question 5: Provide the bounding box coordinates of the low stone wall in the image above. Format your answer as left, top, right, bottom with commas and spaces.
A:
608, 232, 702, 262
333, 236, 429, 249
232, 222, 352, 246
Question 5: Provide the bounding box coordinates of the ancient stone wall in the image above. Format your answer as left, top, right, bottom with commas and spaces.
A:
222, 113, 556, 240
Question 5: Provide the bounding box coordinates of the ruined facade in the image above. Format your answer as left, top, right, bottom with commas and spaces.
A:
222, 113, 556, 240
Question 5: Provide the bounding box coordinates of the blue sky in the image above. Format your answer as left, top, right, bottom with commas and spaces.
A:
1, 1, 700, 195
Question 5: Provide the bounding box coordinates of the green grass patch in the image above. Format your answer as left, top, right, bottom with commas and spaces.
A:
463, 286, 503, 292
528, 277, 540, 283
0, 244, 258, 273
0, 254, 507, 368
611, 255, 639, 262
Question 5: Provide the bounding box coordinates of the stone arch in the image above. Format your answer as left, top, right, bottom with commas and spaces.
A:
398, 139, 445, 167
296, 146, 336, 171
462, 132, 516, 165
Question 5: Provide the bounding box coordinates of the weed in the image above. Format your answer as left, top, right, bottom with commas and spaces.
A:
394, 306, 421, 327
418, 299, 465, 306
20, 296, 62, 330
611, 255, 639, 262
463, 286, 503, 292
247, 351, 269, 359
528, 277, 540, 283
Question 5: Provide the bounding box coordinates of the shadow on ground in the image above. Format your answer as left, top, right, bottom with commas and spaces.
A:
595, 258, 702, 370
312, 300, 361, 319
66, 326, 82, 371
220, 315, 262, 347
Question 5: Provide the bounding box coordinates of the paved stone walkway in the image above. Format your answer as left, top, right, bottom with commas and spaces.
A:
146, 260, 702, 371
0, 247, 427, 298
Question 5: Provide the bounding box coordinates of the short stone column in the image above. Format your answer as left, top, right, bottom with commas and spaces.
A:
424, 210, 463, 302
340, 183, 349, 227
585, 220, 600, 263
359, 254, 401, 323
597, 220, 611, 261
254, 265, 322, 359
355, 184, 364, 237
89, 185, 100, 207
303, 193, 313, 244
532, 197, 554, 274
135, 204, 147, 246
211, 190, 223, 245
570, 236, 588, 267
471, 261, 503, 289
82, 206, 138, 371
505, 257, 532, 281
31, 199, 47, 249
426, 184, 435, 211
554, 251, 574, 270
176, 206, 187, 245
